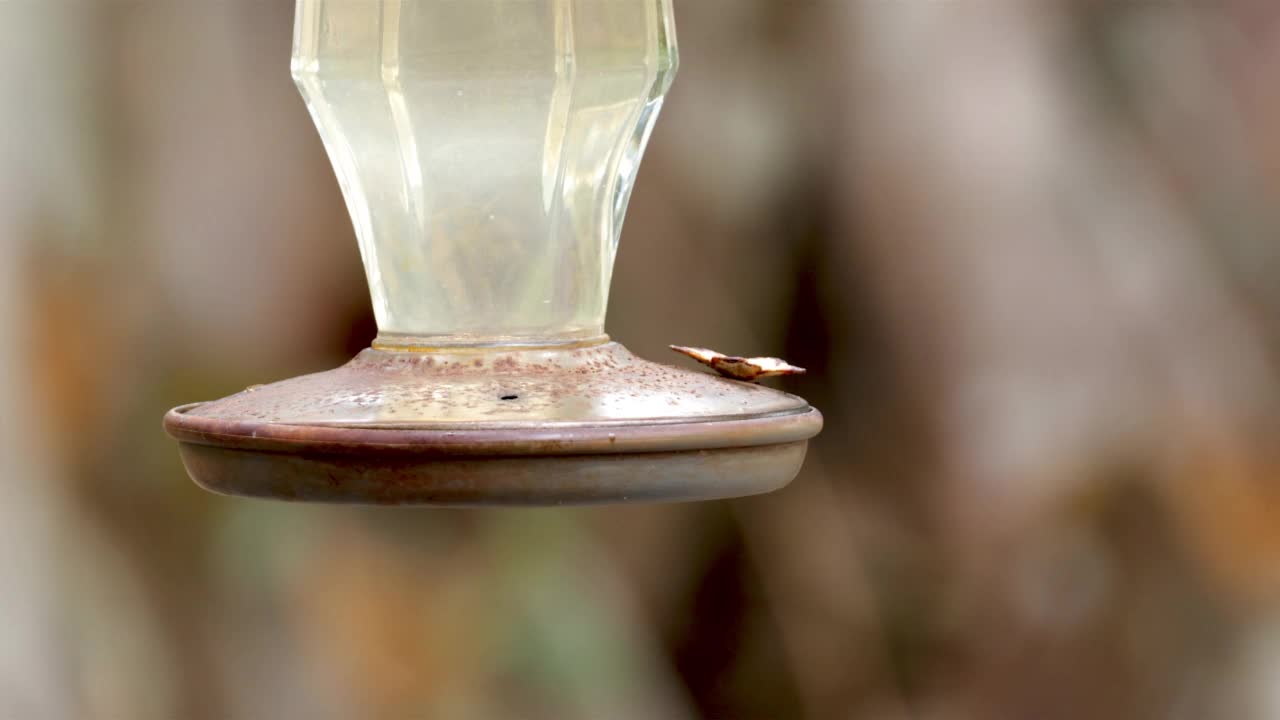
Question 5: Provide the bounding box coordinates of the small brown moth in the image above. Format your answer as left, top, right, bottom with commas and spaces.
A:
670, 345, 807, 382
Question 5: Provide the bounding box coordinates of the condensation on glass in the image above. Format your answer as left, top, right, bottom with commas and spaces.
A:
291, 0, 679, 346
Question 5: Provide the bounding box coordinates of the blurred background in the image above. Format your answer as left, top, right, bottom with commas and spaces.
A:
4, 1, 1280, 718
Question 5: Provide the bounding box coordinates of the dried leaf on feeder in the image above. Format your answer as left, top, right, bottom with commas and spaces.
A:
669, 346, 807, 382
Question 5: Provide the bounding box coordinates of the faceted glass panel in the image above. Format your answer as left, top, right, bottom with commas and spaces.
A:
291, 0, 678, 344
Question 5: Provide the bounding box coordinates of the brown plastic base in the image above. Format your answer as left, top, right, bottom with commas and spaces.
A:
164, 341, 822, 505
174, 433, 811, 506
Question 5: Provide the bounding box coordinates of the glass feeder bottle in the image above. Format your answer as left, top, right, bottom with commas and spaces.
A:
164, 0, 822, 505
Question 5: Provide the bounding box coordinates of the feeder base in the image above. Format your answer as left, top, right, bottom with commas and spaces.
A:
164, 340, 822, 505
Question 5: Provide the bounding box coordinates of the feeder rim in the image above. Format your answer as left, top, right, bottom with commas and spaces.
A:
164, 403, 822, 458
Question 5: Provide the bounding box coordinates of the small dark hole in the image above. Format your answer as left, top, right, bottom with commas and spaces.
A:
500, 394, 519, 401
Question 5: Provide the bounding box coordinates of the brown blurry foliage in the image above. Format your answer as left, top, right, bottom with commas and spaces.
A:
4, 2, 1280, 719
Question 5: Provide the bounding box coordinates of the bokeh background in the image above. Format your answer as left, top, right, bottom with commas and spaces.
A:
5, 1, 1280, 718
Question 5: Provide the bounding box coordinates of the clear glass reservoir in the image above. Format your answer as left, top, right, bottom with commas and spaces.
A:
291, 0, 679, 345
166, 0, 822, 506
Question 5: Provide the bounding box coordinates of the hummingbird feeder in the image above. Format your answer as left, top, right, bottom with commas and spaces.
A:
164, 0, 822, 505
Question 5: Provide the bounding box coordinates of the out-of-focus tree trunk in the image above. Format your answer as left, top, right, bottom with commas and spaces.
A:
0, 6, 94, 719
